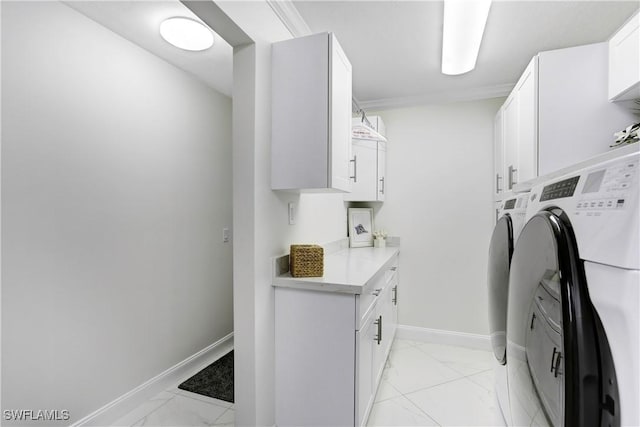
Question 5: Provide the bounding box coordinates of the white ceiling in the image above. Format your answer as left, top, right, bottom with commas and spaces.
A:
293, 1, 639, 108
65, 1, 638, 108
64, 0, 233, 97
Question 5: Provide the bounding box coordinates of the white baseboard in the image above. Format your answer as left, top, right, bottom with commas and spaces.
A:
396, 325, 490, 351
72, 333, 234, 427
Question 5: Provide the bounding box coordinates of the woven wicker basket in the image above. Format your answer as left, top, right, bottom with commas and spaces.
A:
290, 244, 324, 278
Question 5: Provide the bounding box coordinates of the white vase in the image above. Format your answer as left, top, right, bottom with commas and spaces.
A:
374, 238, 386, 248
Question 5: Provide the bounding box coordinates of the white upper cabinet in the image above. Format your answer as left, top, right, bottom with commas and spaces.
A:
345, 116, 387, 202
493, 107, 505, 197
500, 56, 537, 191
366, 115, 386, 137
608, 10, 640, 101
515, 58, 538, 183
377, 142, 387, 201
272, 33, 353, 192
496, 42, 639, 193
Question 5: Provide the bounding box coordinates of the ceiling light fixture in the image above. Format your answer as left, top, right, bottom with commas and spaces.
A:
442, 0, 492, 75
160, 17, 214, 52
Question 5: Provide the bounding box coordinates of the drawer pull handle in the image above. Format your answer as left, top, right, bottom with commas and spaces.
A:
374, 315, 382, 345
372, 288, 382, 296
530, 313, 536, 330
551, 347, 562, 378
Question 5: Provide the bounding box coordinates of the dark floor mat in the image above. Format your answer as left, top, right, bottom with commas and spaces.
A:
178, 350, 234, 403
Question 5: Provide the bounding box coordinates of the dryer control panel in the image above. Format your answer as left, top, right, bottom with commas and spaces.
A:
526, 151, 639, 270
575, 158, 638, 212
540, 176, 580, 201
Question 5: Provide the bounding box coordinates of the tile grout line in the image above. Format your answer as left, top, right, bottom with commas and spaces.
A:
170, 388, 234, 410
213, 407, 234, 426
129, 397, 174, 427
399, 392, 443, 427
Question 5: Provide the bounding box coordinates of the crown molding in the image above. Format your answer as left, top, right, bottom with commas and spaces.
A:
358, 83, 514, 111
266, 0, 312, 38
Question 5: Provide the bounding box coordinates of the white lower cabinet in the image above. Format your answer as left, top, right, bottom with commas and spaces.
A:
275, 253, 399, 427
356, 305, 377, 425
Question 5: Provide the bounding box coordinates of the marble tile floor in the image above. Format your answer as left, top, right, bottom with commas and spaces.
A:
111, 386, 234, 426
367, 339, 506, 426
112, 338, 505, 426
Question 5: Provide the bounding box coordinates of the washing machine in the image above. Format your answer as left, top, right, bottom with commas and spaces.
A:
487, 191, 530, 425
506, 146, 639, 426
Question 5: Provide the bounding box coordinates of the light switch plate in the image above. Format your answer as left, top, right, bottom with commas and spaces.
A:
288, 203, 296, 225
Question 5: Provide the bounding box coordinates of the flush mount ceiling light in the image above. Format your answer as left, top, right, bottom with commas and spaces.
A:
442, 0, 492, 75
160, 17, 214, 51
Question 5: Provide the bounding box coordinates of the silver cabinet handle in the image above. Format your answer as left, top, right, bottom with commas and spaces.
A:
374, 315, 382, 345
496, 173, 503, 193
392, 286, 398, 305
350, 156, 357, 182
379, 176, 385, 194
372, 288, 382, 296
508, 165, 518, 189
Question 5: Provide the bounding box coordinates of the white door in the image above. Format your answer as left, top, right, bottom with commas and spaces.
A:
329, 34, 353, 192
516, 57, 538, 183
503, 94, 518, 190
494, 108, 505, 197
345, 139, 378, 201
357, 307, 377, 426
377, 142, 386, 202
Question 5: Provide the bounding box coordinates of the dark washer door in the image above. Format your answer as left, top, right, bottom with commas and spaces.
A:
487, 214, 513, 365
507, 209, 618, 427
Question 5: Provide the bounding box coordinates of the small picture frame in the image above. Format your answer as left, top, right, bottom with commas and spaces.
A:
348, 208, 374, 248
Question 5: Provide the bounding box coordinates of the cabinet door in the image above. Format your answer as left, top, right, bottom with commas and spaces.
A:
390, 276, 399, 342
516, 57, 538, 184
608, 11, 640, 101
329, 34, 353, 192
272, 32, 353, 192
503, 56, 538, 189
377, 142, 387, 202
503, 94, 518, 190
380, 283, 395, 360
345, 140, 378, 201
494, 108, 505, 197
357, 307, 377, 427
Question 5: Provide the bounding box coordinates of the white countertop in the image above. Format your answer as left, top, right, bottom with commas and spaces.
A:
272, 246, 399, 294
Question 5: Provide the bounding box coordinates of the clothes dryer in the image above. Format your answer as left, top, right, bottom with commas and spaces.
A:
506, 146, 639, 426
487, 192, 530, 425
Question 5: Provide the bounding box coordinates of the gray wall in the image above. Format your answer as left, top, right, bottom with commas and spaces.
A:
373, 98, 504, 335
1, 1, 233, 423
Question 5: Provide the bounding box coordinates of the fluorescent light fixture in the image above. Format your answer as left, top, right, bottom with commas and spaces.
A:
442, 0, 492, 75
160, 17, 214, 51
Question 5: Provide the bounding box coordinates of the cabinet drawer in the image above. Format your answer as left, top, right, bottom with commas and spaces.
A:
358, 255, 399, 328
359, 272, 384, 328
